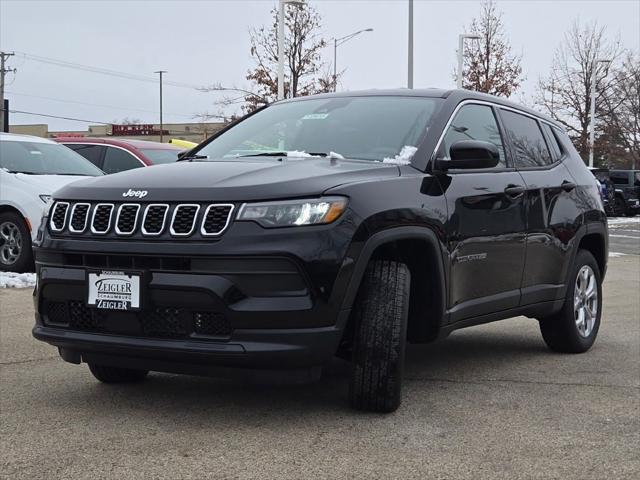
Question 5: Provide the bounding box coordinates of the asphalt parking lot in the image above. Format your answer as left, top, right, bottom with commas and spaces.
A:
1, 255, 638, 480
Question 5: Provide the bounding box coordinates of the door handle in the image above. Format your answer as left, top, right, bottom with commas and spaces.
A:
561, 180, 577, 192
504, 184, 525, 198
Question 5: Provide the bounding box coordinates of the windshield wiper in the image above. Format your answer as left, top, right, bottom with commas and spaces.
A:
177, 154, 209, 162
237, 152, 289, 158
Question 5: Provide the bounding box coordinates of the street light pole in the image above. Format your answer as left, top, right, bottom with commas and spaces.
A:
408, 0, 413, 89
589, 58, 612, 167
277, 0, 305, 100
332, 28, 373, 92
154, 70, 167, 143
457, 33, 481, 89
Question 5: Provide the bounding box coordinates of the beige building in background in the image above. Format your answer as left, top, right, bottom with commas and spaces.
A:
9, 122, 226, 144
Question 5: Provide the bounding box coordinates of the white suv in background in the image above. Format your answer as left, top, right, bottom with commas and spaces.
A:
0, 133, 103, 272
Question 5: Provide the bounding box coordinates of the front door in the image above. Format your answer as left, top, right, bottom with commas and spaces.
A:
438, 103, 527, 322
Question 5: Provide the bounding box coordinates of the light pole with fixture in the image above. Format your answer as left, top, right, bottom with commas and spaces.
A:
333, 28, 373, 91
154, 70, 167, 142
277, 0, 306, 100
589, 58, 612, 167
457, 33, 481, 89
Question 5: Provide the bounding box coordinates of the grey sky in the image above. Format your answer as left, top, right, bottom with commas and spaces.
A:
1, 0, 638, 131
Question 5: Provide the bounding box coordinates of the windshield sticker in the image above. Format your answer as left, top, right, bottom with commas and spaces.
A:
302, 113, 329, 120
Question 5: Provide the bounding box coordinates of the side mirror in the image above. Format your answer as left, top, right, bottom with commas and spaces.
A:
434, 140, 500, 171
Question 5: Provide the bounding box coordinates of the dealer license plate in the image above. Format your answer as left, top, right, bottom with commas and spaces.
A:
87, 271, 141, 311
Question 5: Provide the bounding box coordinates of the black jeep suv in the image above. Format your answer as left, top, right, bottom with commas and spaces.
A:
33, 90, 608, 412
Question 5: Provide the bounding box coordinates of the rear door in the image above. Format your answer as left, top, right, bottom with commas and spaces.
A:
498, 109, 581, 305
440, 102, 527, 322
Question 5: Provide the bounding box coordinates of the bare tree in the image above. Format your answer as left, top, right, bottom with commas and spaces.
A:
600, 51, 640, 168
535, 20, 623, 161
201, 2, 335, 114
459, 0, 523, 97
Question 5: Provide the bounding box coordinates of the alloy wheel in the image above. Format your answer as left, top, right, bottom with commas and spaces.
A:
0, 221, 22, 266
574, 265, 598, 337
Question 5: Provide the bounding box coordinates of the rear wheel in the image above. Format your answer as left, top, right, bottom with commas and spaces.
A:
349, 259, 410, 413
539, 250, 602, 353
614, 196, 627, 216
88, 364, 149, 384
0, 212, 33, 272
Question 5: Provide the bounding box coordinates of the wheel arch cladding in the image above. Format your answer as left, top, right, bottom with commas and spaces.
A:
341, 227, 447, 344
578, 233, 606, 278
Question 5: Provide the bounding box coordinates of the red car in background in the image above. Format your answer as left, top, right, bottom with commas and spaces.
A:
54, 137, 183, 174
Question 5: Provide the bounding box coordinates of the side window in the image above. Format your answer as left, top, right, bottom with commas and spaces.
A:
441, 104, 506, 168
500, 110, 552, 168
541, 124, 563, 161
102, 147, 143, 174
610, 173, 629, 185
65, 144, 105, 168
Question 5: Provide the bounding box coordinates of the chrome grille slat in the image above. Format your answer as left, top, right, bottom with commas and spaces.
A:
115, 204, 140, 236
170, 204, 200, 236
201, 204, 234, 236
69, 203, 91, 233
142, 204, 169, 236
91, 204, 114, 234
50, 202, 70, 232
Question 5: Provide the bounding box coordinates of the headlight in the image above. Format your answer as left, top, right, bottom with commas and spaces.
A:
237, 197, 348, 227
39, 194, 52, 205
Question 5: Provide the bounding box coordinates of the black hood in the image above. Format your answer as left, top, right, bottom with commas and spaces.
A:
52, 158, 400, 202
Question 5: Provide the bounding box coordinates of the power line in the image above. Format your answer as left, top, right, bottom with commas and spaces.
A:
14, 51, 204, 90
5, 90, 194, 118
9, 109, 111, 124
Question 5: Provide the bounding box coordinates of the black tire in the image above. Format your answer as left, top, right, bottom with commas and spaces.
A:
539, 250, 602, 353
349, 259, 410, 413
88, 364, 149, 384
0, 212, 34, 272
614, 196, 627, 217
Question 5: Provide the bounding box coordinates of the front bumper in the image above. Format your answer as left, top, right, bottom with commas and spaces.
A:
32, 217, 359, 374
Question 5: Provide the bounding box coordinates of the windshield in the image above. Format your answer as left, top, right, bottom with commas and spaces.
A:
0, 140, 103, 176
139, 148, 181, 164
195, 96, 443, 162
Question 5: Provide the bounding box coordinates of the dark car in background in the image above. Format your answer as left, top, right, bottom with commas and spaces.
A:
609, 169, 640, 216
54, 138, 183, 175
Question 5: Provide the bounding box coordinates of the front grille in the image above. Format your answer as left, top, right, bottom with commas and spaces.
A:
91, 204, 114, 234
170, 205, 199, 236
116, 204, 140, 235
50, 201, 233, 239
43, 301, 231, 339
202, 205, 234, 236
50, 202, 69, 232
69, 203, 90, 232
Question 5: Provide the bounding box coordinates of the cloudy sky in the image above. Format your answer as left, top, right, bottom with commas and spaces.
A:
1, 0, 638, 131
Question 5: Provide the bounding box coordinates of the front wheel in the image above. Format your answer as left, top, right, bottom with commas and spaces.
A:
0, 212, 33, 272
349, 259, 410, 413
539, 250, 602, 353
614, 196, 627, 217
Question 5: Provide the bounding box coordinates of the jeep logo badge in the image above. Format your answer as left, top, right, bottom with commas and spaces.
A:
122, 189, 148, 199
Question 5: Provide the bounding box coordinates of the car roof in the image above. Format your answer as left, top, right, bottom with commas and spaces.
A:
277, 88, 560, 128
54, 137, 182, 150
0, 132, 57, 144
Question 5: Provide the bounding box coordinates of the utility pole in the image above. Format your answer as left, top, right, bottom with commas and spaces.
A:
154, 70, 167, 143
0, 51, 16, 133
407, 0, 413, 89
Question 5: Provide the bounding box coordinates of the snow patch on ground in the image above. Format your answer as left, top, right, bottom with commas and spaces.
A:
608, 252, 628, 258
0, 272, 36, 289
383, 146, 418, 166
608, 217, 640, 226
